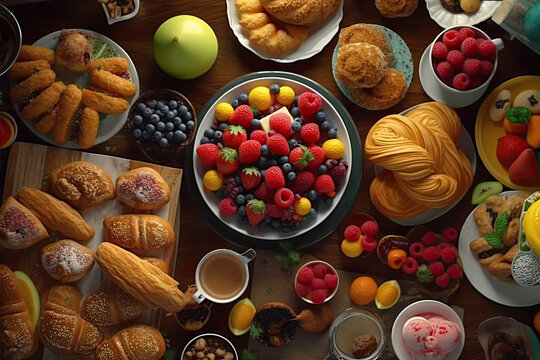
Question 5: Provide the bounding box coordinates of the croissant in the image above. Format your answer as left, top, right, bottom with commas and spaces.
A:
95, 324, 166, 360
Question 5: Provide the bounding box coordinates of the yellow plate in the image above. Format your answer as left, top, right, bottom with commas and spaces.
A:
475, 75, 540, 190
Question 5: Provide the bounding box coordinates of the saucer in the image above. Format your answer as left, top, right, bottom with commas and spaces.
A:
419, 46, 484, 108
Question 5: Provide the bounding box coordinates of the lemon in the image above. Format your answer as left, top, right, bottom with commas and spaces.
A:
276, 86, 295, 106
215, 102, 234, 122
341, 239, 363, 258
203, 170, 224, 191
294, 197, 311, 216
322, 139, 345, 160
228, 298, 256, 336
248, 86, 274, 111
375, 280, 401, 310
14, 270, 40, 327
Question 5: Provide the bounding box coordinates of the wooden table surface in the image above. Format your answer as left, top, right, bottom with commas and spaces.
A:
1, 0, 539, 359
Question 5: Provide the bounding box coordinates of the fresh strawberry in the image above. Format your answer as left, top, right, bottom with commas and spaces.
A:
289, 145, 314, 170
219, 198, 237, 217
267, 203, 289, 218
306, 145, 326, 170
250, 129, 268, 145
254, 183, 275, 202
223, 125, 247, 149
267, 133, 290, 155
508, 148, 538, 183
434, 273, 450, 288
314, 174, 335, 194
274, 187, 295, 208
291, 171, 315, 194
238, 139, 261, 164
298, 92, 322, 117
265, 166, 285, 189
241, 167, 262, 191
196, 143, 219, 169
246, 199, 266, 226
496, 135, 529, 167
269, 112, 292, 138
216, 147, 239, 175
229, 104, 254, 128
300, 123, 320, 143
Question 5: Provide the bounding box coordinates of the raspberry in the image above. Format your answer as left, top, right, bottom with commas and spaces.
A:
435, 273, 450, 288
330, 164, 347, 182
360, 221, 379, 237
460, 37, 478, 58
478, 39, 496, 59
312, 263, 329, 278
361, 235, 377, 251
295, 282, 310, 296
324, 273, 338, 289
300, 123, 320, 144
462, 58, 480, 75
452, 73, 470, 90
458, 27, 476, 41
432, 41, 448, 60
267, 203, 289, 218
446, 50, 464, 70
298, 92, 322, 117
436, 242, 452, 253
409, 242, 425, 259
344, 225, 361, 242
311, 289, 327, 304
254, 183, 275, 202
442, 227, 458, 241
428, 261, 445, 277
274, 187, 295, 208
250, 129, 268, 145
435, 61, 453, 79
476, 38, 485, 47
421, 231, 437, 246
442, 29, 461, 48
479, 60, 494, 75
229, 104, 254, 128
219, 198, 237, 217
402, 257, 419, 275
269, 112, 292, 138
422, 246, 440, 262
441, 246, 457, 263
446, 263, 463, 279
311, 277, 326, 290
297, 266, 314, 283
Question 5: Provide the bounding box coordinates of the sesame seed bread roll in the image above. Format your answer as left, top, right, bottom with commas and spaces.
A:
116, 167, 171, 210
40, 239, 95, 283
103, 214, 175, 252
95, 324, 166, 360
81, 287, 146, 327
0, 196, 48, 249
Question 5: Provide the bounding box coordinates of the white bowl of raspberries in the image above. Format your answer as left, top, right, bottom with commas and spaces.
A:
191, 72, 360, 243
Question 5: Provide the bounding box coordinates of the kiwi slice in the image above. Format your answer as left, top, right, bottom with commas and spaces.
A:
471, 181, 503, 205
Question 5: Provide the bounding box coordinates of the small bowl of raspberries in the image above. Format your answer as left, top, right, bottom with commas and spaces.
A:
295, 260, 339, 304
429, 25, 503, 98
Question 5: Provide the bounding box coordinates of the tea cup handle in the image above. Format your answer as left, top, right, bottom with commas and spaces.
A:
192, 288, 206, 304
240, 248, 257, 264
492, 38, 504, 51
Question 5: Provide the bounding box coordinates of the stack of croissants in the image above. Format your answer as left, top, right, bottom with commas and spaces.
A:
0, 161, 188, 359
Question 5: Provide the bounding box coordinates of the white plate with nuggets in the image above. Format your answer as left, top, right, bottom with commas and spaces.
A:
17, 29, 139, 149
425, 0, 502, 28
226, 0, 344, 63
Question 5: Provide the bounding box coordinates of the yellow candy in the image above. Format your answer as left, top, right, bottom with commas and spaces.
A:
294, 197, 311, 216
215, 102, 234, 122
203, 170, 224, 191
322, 139, 345, 160
341, 239, 363, 258
276, 86, 295, 106
249, 86, 274, 111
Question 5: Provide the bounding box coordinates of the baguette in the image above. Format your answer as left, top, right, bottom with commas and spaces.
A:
140, 256, 169, 274
81, 287, 146, 327
38, 285, 103, 356
95, 242, 187, 313
41, 239, 95, 283
103, 214, 175, 251
0, 196, 48, 249
95, 324, 165, 360
18, 187, 94, 242
0, 265, 38, 360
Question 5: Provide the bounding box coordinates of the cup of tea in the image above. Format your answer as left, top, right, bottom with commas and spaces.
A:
193, 248, 256, 304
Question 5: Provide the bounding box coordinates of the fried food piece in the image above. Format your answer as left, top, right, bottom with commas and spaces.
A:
8, 68, 56, 104
53, 84, 82, 144
335, 42, 388, 89
375, 0, 418, 18
87, 57, 129, 75
485, 195, 504, 214
55, 31, 92, 72
90, 69, 136, 98
502, 217, 520, 247
78, 107, 99, 149
35, 106, 59, 134
81, 88, 129, 114
338, 24, 394, 65
20, 81, 65, 120
8, 60, 51, 81
499, 194, 526, 219
18, 45, 55, 64
488, 244, 519, 283
474, 205, 493, 235
351, 69, 407, 110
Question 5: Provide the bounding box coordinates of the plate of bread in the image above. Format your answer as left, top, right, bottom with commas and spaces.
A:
227, 0, 344, 62
8, 29, 139, 150
425, 0, 502, 28
0, 142, 186, 359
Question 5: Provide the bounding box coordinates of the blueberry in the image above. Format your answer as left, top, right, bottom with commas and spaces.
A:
318, 164, 328, 174
178, 123, 187, 132
267, 159, 277, 167
214, 130, 223, 140
165, 122, 175, 131
143, 107, 153, 118
294, 117, 302, 123
218, 123, 229, 131
165, 131, 174, 140
160, 105, 169, 114
271, 219, 280, 229
186, 121, 195, 130
150, 114, 160, 124
156, 101, 164, 108
245, 194, 254, 201
159, 137, 169, 147
185, 112, 193, 121
235, 194, 245, 206
145, 123, 155, 133
306, 189, 318, 201
156, 122, 166, 131
260, 169, 266, 178
294, 95, 300, 104
237, 185, 244, 194
327, 128, 337, 138
278, 156, 289, 164
165, 111, 175, 120
251, 119, 260, 128
172, 109, 178, 116
132, 114, 143, 125
142, 130, 150, 140
288, 139, 298, 149
146, 99, 157, 109
290, 106, 300, 117
269, 84, 280, 94
238, 93, 249, 104
204, 129, 215, 139
281, 163, 292, 173
287, 171, 296, 181
315, 111, 326, 123
175, 130, 187, 142
234, 176, 241, 185
154, 110, 164, 117
136, 102, 146, 112
321, 121, 331, 132
131, 128, 142, 139
238, 205, 246, 217
178, 105, 188, 117
260, 145, 269, 156
232, 99, 239, 108
168, 100, 178, 109
309, 208, 317, 218
256, 157, 267, 169
291, 122, 301, 132
173, 117, 182, 126
199, 136, 210, 144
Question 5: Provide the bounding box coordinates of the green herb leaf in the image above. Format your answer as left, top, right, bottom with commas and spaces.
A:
505, 107, 531, 124
65, 296, 71, 303
416, 264, 434, 283
484, 232, 503, 248
494, 211, 508, 237
41, 175, 49, 187
249, 324, 263, 339
241, 349, 260, 360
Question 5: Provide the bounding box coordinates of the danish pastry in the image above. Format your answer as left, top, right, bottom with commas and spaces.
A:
0, 196, 48, 249
350, 68, 407, 110
116, 167, 171, 210
375, 0, 418, 18
260, 0, 340, 25
335, 42, 388, 89
338, 24, 394, 65
55, 30, 92, 72
41, 239, 95, 283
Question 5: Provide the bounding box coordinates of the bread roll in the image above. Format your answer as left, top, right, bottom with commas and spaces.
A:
103, 214, 175, 251
41, 239, 95, 283
260, 0, 340, 25
0, 196, 48, 249
95, 242, 187, 313
116, 167, 171, 210
81, 287, 146, 327
49, 161, 115, 209
18, 187, 94, 242
38, 285, 103, 356
0, 265, 38, 360
95, 324, 166, 360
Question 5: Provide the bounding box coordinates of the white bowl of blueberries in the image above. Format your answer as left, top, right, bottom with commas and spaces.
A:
128, 89, 196, 163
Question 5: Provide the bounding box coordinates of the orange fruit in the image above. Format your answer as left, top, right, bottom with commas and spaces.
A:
349, 276, 378, 305
228, 298, 256, 336
375, 280, 401, 310
534, 309, 540, 333
387, 249, 407, 269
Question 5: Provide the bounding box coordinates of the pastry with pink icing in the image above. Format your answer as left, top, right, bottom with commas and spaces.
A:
0, 196, 48, 249
402, 312, 461, 360
116, 167, 171, 210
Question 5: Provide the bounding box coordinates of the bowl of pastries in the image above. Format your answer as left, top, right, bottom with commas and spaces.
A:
0, 4, 21, 78
98, 0, 140, 25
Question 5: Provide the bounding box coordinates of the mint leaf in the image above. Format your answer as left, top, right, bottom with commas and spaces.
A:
241, 349, 260, 360
484, 232, 503, 248
250, 324, 263, 339
505, 107, 531, 124
494, 211, 508, 237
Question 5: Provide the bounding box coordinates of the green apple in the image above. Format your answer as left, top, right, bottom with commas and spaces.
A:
153, 15, 218, 80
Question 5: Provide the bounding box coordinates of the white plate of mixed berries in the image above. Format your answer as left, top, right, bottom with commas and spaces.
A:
188, 72, 362, 245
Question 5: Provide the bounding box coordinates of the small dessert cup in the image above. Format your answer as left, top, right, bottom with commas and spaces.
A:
295, 260, 339, 304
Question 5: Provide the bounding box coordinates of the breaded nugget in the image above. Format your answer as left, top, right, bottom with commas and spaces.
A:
20, 81, 65, 120
350, 69, 407, 110
53, 84, 82, 145
8, 60, 51, 81
9, 68, 56, 104
375, 0, 418, 18
335, 42, 388, 89
87, 57, 129, 75
338, 24, 394, 65
81, 88, 129, 114
78, 107, 99, 149
35, 106, 59, 134
18, 45, 55, 64
90, 69, 137, 98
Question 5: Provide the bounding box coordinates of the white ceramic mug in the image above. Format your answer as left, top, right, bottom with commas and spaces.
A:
193, 248, 256, 304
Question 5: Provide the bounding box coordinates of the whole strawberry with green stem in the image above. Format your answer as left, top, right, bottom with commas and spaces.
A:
289, 145, 314, 170
217, 147, 239, 175
241, 167, 262, 191
223, 125, 247, 149
246, 199, 267, 226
